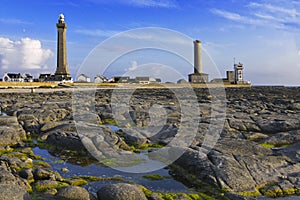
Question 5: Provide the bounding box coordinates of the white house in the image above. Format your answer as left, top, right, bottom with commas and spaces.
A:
23, 74, 33, 82
77, 74, 91, 82
2, 73, 24, 82
94, 75, 108, 83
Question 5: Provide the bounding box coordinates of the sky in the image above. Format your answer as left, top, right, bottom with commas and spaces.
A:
0, 0, 300, 85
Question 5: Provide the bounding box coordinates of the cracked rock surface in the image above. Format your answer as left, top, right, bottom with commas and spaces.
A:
0, 86, 299, 198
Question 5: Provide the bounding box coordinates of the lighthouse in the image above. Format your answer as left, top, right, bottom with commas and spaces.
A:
55, 14, 71, 80
188, 40, 208, 83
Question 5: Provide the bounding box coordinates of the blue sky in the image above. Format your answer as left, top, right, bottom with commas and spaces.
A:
0, 0, 300, 85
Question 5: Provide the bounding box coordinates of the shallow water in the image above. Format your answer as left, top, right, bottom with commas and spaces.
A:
32, 147, 191, 193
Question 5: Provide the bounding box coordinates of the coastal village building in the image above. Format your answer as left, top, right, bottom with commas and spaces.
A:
226, 71, 235, 84
23, 74, 33, 82
77, 74, 91, 82
94, 75, 108, 83
38, 73, 52, 82
210, 63, 249, 85
135, 76, 150, 84
2, 73, 24, 82
135, 77, 160, 84
109, 76, 161, 84
111, 76, 130, 83
2, 73, 33, 82
234, 62, 244, 84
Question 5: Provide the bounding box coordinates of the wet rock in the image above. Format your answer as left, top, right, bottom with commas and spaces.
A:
61, 167, 69, 173
33, 168, 53, 180
97, 183, 147, 200
45, 131, 84, 151
33, 168, 62, 181
57, 186, 90, 200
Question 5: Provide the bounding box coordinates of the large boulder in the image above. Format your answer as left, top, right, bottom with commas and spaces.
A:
56, 186, 91, 200
97, 183, 147, 200
33, 168, 62, 181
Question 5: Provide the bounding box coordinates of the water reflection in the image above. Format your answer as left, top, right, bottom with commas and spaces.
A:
32, 147, 191, 193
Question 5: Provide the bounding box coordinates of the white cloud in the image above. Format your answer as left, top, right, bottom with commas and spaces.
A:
210, 8, 266, 26
0, 37, 54, 73
84, 0, 178, 8
248, 2, 299, 17
128, 60, 138, 71
0, 18, 30, 25
211, 1, 300, 30
75, 29, 120, 37
210, 9, 242, 21
128, 0, 178, 8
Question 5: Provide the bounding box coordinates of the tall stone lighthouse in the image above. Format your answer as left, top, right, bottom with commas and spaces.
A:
55, 14, 71, 80
188, 40, 208, 83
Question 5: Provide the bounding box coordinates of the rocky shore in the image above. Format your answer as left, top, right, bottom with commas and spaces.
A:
0, 86, 299, 199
